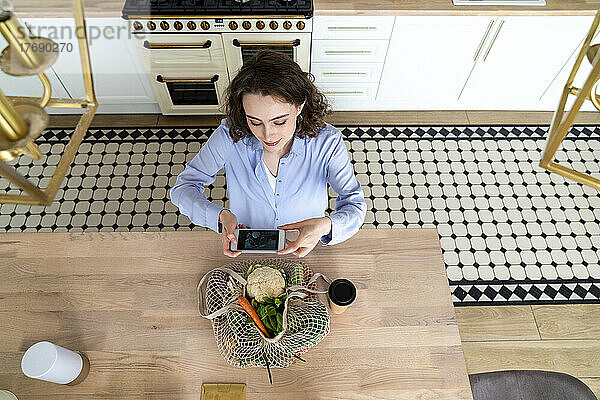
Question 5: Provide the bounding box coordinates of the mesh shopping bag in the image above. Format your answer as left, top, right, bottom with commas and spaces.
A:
197, 258, 330, 371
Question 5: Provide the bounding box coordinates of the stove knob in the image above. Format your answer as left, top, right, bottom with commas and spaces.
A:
242, 21, 251, 30
174, 21, 183, 30
229, 21, 238, 30
187, 21, 197, 30
296, 21, 305, 30
283, 20, 292, 30
256, 20, 265, 30
133, 21, 143, 31
147, 21, 156, 31
269, 21, 278, 30
160, 21, 170, 30
201, 21, 210, 30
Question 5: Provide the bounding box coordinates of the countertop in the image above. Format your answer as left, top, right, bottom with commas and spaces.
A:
0, 229, 472, 399
11, 0, 600, 18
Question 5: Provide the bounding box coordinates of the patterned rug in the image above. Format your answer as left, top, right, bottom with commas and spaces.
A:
2, 124, 600, 305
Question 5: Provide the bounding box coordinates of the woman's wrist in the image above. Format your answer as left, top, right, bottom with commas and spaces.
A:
320, 217, 332, 237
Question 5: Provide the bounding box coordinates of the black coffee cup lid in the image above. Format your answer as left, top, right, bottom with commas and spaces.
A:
328, 279, 356, 306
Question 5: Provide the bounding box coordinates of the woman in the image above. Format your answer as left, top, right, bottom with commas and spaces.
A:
170, 50, 366, 257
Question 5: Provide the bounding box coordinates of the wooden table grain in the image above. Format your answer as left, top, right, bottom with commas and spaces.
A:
0, 229, 473, 400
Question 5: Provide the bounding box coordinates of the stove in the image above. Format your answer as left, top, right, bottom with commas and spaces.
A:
123, 0, 313, 115
122, 0, 313, 19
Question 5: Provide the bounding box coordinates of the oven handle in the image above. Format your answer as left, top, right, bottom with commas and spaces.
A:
232, 39, 300, 47
156, 75, 219, 83
143, 40, 212, 49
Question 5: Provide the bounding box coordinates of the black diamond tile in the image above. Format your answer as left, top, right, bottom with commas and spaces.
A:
543, 285, 558, 299
467, 286, 483, 301
573, 284, 588, 299
453, 286, 468, 301
558, 285, 573, 299
498, 286, 513, 300
513, 285, 528, 300
528, 285, 543, 299
483, 286, 498, 300
589, 284, 600, 299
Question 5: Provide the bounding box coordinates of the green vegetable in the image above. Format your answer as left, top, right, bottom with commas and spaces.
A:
251, 293, 287, 337
246, 263, 283, 279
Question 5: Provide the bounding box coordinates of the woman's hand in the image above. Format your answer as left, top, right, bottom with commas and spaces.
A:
277, 217, 332, 258
219, 209, 247, 257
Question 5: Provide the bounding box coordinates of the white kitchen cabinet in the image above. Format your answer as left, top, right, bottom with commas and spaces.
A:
311, 16, 393, 111
316, 82, 379, 110
539, 16, 597, 112
311, 62, 383, 83
311, 39, 389, 64
376, 16, 494, 110
458, 16, 592, 110
313, 16, 394, 40
22, 18, 158, 113
0, 19, 69, 100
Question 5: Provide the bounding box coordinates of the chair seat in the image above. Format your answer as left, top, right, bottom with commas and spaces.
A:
469, 370, 598, 400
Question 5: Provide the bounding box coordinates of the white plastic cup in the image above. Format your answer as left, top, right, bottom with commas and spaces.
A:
0, 390, 19, 400
21, 341, 84, 385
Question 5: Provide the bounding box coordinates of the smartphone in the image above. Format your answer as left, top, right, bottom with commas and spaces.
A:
229, 229, 286, 253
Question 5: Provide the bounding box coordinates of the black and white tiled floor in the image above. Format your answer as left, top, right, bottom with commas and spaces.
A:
2, 125, 600, 305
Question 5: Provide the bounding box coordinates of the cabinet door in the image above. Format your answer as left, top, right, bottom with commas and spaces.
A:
23, 18, 157, 109
315, 81, 379, 110
539, 16, 597, 112
313, 16, 394, 40
459, 16, 591, 110
312, 39, 389, 64
376, 16, 495, 110
0, 18, 69, 99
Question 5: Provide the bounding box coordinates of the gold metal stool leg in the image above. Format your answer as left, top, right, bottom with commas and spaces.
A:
0, 0, 97, 205
540, 8, 600, 190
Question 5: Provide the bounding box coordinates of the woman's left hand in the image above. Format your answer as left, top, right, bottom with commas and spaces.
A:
277, 217, 332, 258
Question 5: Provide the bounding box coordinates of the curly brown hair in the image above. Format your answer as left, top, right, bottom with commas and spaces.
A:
221, 49, 331, 142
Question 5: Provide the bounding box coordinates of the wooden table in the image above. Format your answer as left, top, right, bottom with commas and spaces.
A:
0, 229, 473, 399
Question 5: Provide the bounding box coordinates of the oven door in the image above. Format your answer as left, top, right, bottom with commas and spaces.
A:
222, 33, 312, 78
151, 71, 228, 114
133, 33, 230, 114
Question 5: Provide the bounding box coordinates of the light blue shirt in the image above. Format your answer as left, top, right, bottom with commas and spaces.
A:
169, 118, 366, 246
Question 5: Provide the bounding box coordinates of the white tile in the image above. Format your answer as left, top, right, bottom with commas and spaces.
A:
494, 265, 510, 280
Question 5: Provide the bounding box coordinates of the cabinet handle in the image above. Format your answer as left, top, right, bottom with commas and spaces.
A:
323, 72, 368, 76
233, 39, 300, 47
474, 20, 495, 61
323, 91, 365, 95
143, 40, 212, 49
156, 75, 219, 83
325, 50, 372, 55
483, 20, 504, 62
327, 26, 377, 31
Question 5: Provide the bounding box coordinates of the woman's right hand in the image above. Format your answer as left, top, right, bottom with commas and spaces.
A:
219, 209, 244, 257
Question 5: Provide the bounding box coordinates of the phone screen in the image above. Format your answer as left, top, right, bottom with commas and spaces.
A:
236, 230, 279, 250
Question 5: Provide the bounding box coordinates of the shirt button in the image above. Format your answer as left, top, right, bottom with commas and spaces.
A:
276, 193, 280, 196
278, 180, 282, 183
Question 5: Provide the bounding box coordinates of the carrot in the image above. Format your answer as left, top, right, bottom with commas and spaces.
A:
238, 296, 270, 338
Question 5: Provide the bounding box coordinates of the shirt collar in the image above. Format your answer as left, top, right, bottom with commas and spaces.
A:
249, 135, 305, 157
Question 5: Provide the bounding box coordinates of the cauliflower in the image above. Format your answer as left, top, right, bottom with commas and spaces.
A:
246, 266, 286, 302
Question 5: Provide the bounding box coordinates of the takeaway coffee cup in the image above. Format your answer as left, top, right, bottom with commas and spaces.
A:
327, 278, 356, 314
0, 390, 18, 400
21, 341, 90, 385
